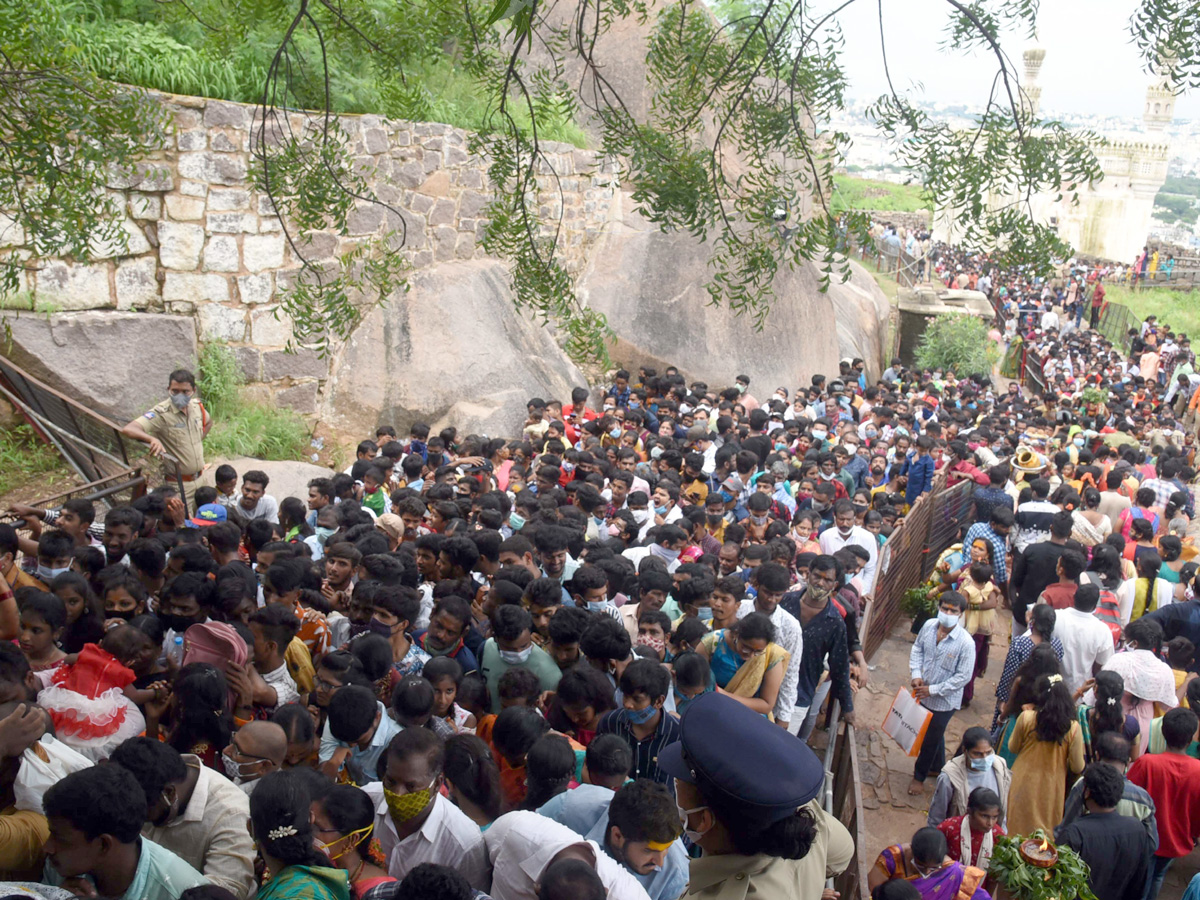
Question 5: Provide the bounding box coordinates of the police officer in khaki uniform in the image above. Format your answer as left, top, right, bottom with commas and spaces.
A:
121, 368, 210, 516
659, 692, 855, 899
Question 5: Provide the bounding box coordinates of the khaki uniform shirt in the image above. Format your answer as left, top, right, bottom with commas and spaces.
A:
140, 398, 206, 476
686, 801, 854, 899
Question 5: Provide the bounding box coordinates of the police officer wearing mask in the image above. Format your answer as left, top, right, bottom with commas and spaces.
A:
122, 368, 211, 516
659, 692, 854, 898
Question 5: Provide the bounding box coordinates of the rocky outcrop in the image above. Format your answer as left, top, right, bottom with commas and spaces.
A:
1, 310, 198, 422
579, 200, 890, 387
324, 259, 588, 438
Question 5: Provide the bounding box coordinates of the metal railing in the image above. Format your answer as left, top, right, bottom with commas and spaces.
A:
819, 699, 869, 900
0, 354, 140, 487
0, 468, 147, 527
861, 469, 975, 659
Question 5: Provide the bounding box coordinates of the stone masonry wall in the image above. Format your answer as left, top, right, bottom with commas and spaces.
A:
0, 91, 619, 415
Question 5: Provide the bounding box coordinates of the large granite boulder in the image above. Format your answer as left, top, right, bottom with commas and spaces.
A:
578, 200, 889, 388
324, 259, 588, 438
1, 310, 198, 423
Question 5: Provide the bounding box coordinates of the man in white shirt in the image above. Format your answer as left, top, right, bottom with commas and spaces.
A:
484, 810, 652, 900
736, 562, 803, 728
623, 525, 688, 575
363, 727, 490, 890
818, 500, 879, 588
111, 738, 256, 900
234, 470, 279, 524
1052, 583, 1115, 695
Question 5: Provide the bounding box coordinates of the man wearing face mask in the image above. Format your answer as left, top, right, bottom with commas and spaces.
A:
622, 525, 688, 576
109, 736, 255, 899
537, 779, 688, 900
479, 605, 561, 713
221, 720, 286, 796
122, 368, 210, 516
818, 499, 879, 588
364, 726, 490, 887
908, 593, 976, 797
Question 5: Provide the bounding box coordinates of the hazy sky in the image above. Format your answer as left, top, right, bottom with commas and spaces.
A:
827, 0, 1199, 122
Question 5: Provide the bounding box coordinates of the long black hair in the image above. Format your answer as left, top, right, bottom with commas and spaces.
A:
1032, 674, 1075, 743
444, 734, 501, 822
521, 733, 575, 811
250, 770, 331, 870
1090, 670, 1126, 739
169, 663, 233, 757
51, 571, 105, 653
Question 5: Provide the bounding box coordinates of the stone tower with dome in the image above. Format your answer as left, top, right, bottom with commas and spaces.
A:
934, 41, 1174, 264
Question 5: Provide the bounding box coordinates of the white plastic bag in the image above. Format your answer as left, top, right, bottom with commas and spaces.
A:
14, 734, 94, 814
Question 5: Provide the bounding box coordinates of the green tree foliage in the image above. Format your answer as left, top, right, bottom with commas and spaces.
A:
1, 0, 1194, 362
914, 314, 999, 377
0, 0, 166, 299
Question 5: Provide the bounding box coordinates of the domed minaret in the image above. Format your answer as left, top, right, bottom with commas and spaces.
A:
1020, 35, 1046, 119
1143, 54, 1177, 132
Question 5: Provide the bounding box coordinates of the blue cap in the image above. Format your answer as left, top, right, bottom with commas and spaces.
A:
187, 503, 227, 528
658, 692, 824, 823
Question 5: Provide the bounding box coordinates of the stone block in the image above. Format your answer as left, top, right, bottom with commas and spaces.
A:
233, 347, 262, 381
275, 381, 318, 415
423, 152, 441, 173
202, 235, 240, 273
410, 194, 435, 216
262, 348, 326, 381
35, 261, 113, 311
238, 273, 275, 307
128, 194, 161, 221
458, 169, 483, 190
207, 213, 257, 234
107, 162, 173, 192
455, 231, 477, 259
197, 304, 246, 342
429, 199, 456, 227
396, 161, 425, 188
433, 225, 457, 261
89, 219, 152, 259
170, 108, 202, 130
162, 272, 230, 303
178, 152, 248, 187
295, 231, 337, 260
345, 205, 385, 235
211, 132, 239, 153
243, 234, 285, 272
179, 181, 208, 198
115, 257, 159, 310
165, 194, 206, 221
250, 305, 292, 345
259, 218, 282, 233
208, 189, 251, 211
459, 190, 490, 219
204, 101, 250, 129
257, 196, 277, 217
0, 213, 24, 249
177, 129, 207, 151
444, 145, 468, 167
419, 171, 451, 198
157, 221, 205, 270
364, 127, 389, 154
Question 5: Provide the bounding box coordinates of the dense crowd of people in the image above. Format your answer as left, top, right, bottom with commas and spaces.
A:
0, 236, 1199, 899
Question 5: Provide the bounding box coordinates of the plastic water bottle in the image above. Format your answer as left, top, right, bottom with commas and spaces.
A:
168, 634, 184, 667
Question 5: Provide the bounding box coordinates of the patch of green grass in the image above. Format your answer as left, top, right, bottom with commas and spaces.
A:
1104, 285, 1200, 338
0, 423, 68, 496
831, 174, 931, 213
197, 343, 311, 461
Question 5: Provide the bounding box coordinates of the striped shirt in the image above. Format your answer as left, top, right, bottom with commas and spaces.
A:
596, 707, 682, 791
909, 619, 976, 712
